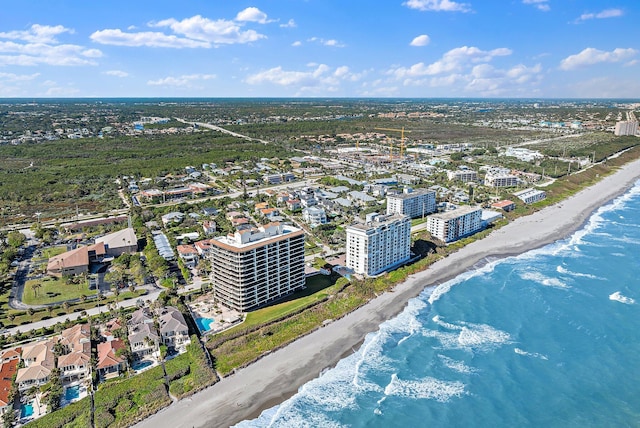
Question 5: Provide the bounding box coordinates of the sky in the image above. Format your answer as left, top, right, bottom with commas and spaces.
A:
0, 0, 638, 98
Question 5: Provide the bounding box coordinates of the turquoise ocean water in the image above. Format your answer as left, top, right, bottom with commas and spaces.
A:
237, 180, 640, 428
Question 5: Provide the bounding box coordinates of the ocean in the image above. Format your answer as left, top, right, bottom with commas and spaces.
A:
237, 180, 640, 428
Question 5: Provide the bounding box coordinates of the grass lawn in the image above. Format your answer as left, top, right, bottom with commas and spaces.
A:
229, 274, 343, 332
41, 246, 67, 259
23, 276, 92, 305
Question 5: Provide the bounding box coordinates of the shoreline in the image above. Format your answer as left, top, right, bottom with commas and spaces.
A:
135, 158, 640, 428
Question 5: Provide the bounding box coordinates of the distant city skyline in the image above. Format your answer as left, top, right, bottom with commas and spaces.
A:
1, 0, 638, 98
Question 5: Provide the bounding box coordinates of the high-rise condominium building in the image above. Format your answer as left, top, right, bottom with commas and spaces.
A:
209, 222, 305, 312
346, 213, 411, 277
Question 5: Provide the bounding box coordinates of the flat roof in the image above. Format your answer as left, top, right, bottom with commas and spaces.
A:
211, 225, 304, 253
387, 188, 435, 200
430, 205, 481, 221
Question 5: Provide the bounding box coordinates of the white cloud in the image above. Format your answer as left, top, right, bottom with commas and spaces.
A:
523, 0, 550, 12
45, 86, 80, 96
103, 70, 129, 77
245, 64, 365, 94
0, 24, 101, 67
0, 40, 102, 66
410, 35, 430, 47
90, 29, 209, 48
389, 46, 512, 78
574, 8, 623, 23
93, 13, 267, 48
0, 72, 40, 81
0, 24, 73, 43
307, 37, 346, 47
292, 40, 302, 47
235, 7, 272, 24
147, 74, 216, 87
560, 47, 637, 70
403, 0, 472, 13
280, 19, 297, 28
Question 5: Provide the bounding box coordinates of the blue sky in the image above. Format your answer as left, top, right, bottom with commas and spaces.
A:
0, 0, 638, 98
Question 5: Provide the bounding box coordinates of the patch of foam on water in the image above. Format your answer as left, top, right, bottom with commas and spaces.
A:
609, 292, 635, 305
438, 354, 477, 374
556, 265, 602, 280
514, 348, 548, 360
430, 316, 511, 352
520, 271, 569, 289
383, 373, 465, 402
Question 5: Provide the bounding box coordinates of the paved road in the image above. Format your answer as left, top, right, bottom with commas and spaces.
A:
175, 118, 271, 145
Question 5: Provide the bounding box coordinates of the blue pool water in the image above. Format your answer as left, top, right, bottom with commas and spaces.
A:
21, 402, 34, 418
239, 182, 640, 428
195, 317, 215, 332
132, 359, 153, 371
64, 385, 80, 401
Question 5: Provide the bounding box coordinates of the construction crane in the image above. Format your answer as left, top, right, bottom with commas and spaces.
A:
374, 127, 411, 159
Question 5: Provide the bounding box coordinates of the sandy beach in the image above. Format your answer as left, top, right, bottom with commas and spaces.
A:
135, 158, 640, 428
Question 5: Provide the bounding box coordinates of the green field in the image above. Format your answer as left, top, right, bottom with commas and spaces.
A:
222, 273, 343, 334
23, 276, 92, 305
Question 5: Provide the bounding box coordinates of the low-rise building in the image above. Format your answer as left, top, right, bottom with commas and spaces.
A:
386, 188, 436, 219
491, 200, 516, 212
427, 206, 482, 243
97, 339, 127, 380
303, 207, 328, 226
484, 173, 518, 188
95, 227, 138, 257
447, 169, 478, 182
513, 188, 547, 204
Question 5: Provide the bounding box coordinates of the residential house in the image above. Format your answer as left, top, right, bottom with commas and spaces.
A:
177, 244, 198, 268
303, 207, 328, 226
16, 340, 55, 390
0, 348, 20, 415
57, 324, 91, 383
128, 308, 159, 361
157, 307, 191, 353
286, 199, 301, 211
194, 239, 214, 256
161, 212, 185, 227
97, 339, 127, 380
202, 220, 216, 235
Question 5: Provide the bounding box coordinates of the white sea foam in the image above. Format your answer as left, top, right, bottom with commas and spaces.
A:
384, 373, 466, 402
514, 348, 548, 360
520, 271, 569, 289
556, 265, 602, 280
430, 317, 511, 352
609, 292, 635, 305
438, 354, 477, 374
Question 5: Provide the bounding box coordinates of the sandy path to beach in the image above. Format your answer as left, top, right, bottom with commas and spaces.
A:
136, 158, 640, 428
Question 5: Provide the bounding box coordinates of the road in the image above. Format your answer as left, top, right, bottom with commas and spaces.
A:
175, 118, 271, 145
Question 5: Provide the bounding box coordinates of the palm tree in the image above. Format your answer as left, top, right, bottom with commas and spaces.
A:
31, 283, 41, 298
62, 301, 70, 314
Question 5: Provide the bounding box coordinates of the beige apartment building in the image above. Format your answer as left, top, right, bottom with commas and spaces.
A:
209, 222, 305, 312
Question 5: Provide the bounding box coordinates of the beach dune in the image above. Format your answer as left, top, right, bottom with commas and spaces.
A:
135, 158, 640, 428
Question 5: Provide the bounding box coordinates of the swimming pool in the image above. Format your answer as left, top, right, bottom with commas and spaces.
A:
64, 385, 81, 401
21, 402, 34, 418
132, 359, 153, 371
195, 317, 215, 333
